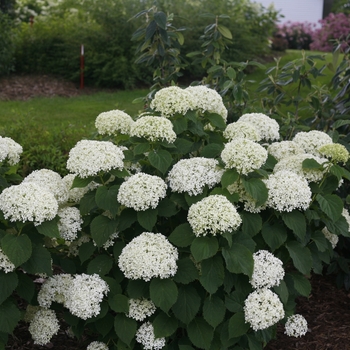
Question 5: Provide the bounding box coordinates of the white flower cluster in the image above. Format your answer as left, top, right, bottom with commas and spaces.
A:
0, 182, 58, 226
250, 250, 285, 289
187, 195, 242, 236
221, 138, 268, 175
127, 298, 157, 321
87, 341, 109, 350
0, 136, 23, 165
57, 206, 83, 241
95, 109, 134, 136
273, 154, 327, 183
264, 170, 312, 212
167, 157, 224, 196
150, 86, 193, 117
67, 140, 125, 178
238, 113, 280, 141
284, 314, 308, 337
28, 308, 60, 345
322, 227, 339, 249
185, 85, 228, 122
118, 232, 178, 281
62, 174, 100, 203
223, 121, 261, 142
130, 116, 176, 143
117, 173, 167, 211
342, 208, 350, 231
0, 248, 15, 273
319, 143, 350, 164
267, 140, 304, 161
292, 130, 333, 156
244, 288, 285, 331
96, 231, 119, 250
136, 322, 166, 350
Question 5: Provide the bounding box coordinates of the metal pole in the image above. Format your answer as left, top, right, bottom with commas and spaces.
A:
80, 44, 84, 89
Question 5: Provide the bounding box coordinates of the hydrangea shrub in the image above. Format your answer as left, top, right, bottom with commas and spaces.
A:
0, 85, 349, 349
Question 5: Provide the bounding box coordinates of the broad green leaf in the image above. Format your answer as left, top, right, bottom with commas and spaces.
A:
199, 255, 225, 294
134, 143, 150, 155
71, 176, 94, 188
241, 212, 262, 237
79, 190, 97, 215
290, 273, 311, 297
200, 143, 223, 158
242, 178, 268, 207
227, 67, 236, 80
190, 236, 219, 262
16, 273, 35, 303
126, 279, 149, 299
118, 208, 137, 231
90, 215, 118, 247
228, 312, 250, 338
153, 311, 178, 338
0, 272, 18, 305
262, 222, 287, 251
222, 243, 254, 277
36, 218, 60, 238
114, 313, 137, 347
231, 232, 256, 253
157, 198, 178, 217
225, 290, 245, 313
273, 280, 289, 304
302, 158, 323, 169
203, 295, 226, 328
150, 279, 178, 313
286, 241, 313, 275
187, 318, 214, 350
154, 11, 167, 29
174, 257, 199, 284
95, 313, 114, 338
95, 185, 120, 216
172, 119, 188, 135
148, 149, 173, 174
316, 194, 343, 221
217, 25, 232, 39
87, 254, 113, 276
169, 223, 196, 247
137, 208, 158, 231
324, 215, 350, 237
221, 169, 239, 188
79, 241, 97, 264
1, 234, 32, 267
109, 294, 129, 313
21, 244, 52, 276
206, 113, 226, 129
311, 231, 329, 252
0, 301, 20, 333
174, 137, 193, 153
281, 211, 306, 240
172, 285, 201, 324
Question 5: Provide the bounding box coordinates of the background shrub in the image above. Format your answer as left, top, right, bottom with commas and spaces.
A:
0, 12, 16, 76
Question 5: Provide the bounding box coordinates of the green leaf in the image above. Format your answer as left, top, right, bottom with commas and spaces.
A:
16, 273, 35, 303
311, 231, 329, 252
79, 190, 97, 215
114, 313, 137, 347
227, 67, 236, 80
316, 194, 343, 221
150, 278, 178, 313
148, 149, 173, 174
217, 25, 232, 39
109, 294, 129, 313
169, 223, 196, 247
21, 244, 52, 276
1, 234, 32, 267
174, 137, 193, 153
302, 158, 323, 169
87, 254, 113, 276
95, 185, 120, 216
281, 211, 306, 240
221, 169, 239, 188
172, 118, 188, 135
199, 255, 225, 294
90, 215, 118, 248
190, 236, 219, 262
228, 312, 250, 338
261, 222, 287, 251
157, 198, 178, 217
79, 241, 97, 264
242, 178, 268, 207
241, 212, 262, 237
0, 272, 18, 305
187, 318, 214, 350
118, 208, 137, 231
291, 273, 311, 297
154, 11, 167, 29
134, 142, 150, 155
174, 257, 199, 284
137, 208, 158, 231
172, 285, 201, 324
206, 113, 226, 129
273, 280, 289, 304
286, 241, 313, 275
200, 143, 224, 158
126, 279, 149, 299
0, 301, 20, 333
36, 217, 60, 238
71, 176, 94, 188
203, 295, 226, 328
95, 313, 114, 338
222, 243, 254, 277
153, 311, 178, 338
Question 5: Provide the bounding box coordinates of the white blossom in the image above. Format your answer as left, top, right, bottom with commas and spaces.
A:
0, 136, 23, 165
57, 206, 83, 241
292, 130, 333, 156
87, 341, 109, 350
95, 109, 134, 136
284, 314, 308, 337
118, 232, 178, 281
223, 121, 261, 142
322, 227, 339, 249
0, 248, 15, 273
136, 322, 166, 350
319, 143, 349, 164
267, 140, 304, 161
127, 298, 157, 321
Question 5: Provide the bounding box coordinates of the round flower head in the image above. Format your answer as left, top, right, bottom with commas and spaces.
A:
130, 115, 176, 143
273, 154, 327, 183
318, 143, 349, 164
28, 309, 60, 345
244, 288, 285, 331
136, 322, 166, 350
67, 140, 125, 178
284, 314, 308, 337
322, 227, 339, 249
0, 182, 58, 226
187, 195, 242, 236
185, 85, 228, 122
127, 298, 157, 321
342, 208, 350, 233
117, 172, 167, 211
87, 341, 109, 350
0, 248, 15, 273
264, 170, 312, 212
238, 113, 280, 141
95, 109, 134, 136
221, 138, 268, 175
118, 232, 178, 281
167, 157, 224, 196
0, 136, 23, 165
223, 121, 261, 142
267, 140, 304, 161
250, 250, 285, 289
64, 273, 109, 320
23, 169, 69, 204
57, 206, 83, 241
150, 86, 193, 117
292, 130, 333, 156
62, 174, 100, 203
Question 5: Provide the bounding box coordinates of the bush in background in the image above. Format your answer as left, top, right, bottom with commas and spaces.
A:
0, 12, 16, 76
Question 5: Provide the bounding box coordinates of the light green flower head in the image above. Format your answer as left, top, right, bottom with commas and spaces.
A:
318, 143, 349, 164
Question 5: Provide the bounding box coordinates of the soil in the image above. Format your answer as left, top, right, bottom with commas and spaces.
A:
1, 75, 350, 350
